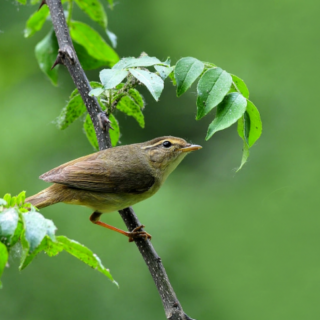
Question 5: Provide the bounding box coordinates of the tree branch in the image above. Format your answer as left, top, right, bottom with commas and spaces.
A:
46, 1, 195, 319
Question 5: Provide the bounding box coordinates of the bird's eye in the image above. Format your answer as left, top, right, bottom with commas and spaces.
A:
162, 141, 172, 148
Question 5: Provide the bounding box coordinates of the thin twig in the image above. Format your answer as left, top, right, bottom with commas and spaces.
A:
45, 1, 195, 319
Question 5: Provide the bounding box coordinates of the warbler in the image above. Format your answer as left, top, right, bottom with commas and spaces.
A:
26, 136, 201, 241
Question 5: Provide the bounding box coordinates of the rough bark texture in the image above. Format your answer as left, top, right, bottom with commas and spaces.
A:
46, 1, 195, 318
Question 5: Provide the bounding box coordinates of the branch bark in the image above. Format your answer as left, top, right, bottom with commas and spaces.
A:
46, 1, 195, 319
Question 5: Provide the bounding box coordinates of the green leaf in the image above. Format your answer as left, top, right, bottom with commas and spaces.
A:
89, 88, 104, 97
241, 100, 262, 147
237, 141, 250, 171
106, 29, 117, 48
238, 111, 250, 145
23, 210, 57, 253
56, 95, 87, 130
20, 235, 63, 270
129, 69, 164, 101
9, 219, 23, 248
19, 210, 57, 269
112, 57, 135, 69
0, 208, 19, 246
168, 70, 176, 86
154, 65, 174, 80
203, 61, 217, 68
109, 114, 120, 147
56, 236, 118, 285
0, 242, 8, 288
24, 5, 50, 38
44, 236, 64, 257
163, 57, 171, 66
74, 0, 107, 28
100, 69, 129, 89
70, 21, 119, 67
206, 93, 247, 140
35, 30, 59, 86
17, 191, 26, 207
16, 0, 26, 4
117, 96, 144, 128
112, 56, 163, 70
10, 197, 17, 207
175, 57, 204, 97
84, 114, 99, 150
196, 67, 232, 120
229, 74, 250, 99
19, 224, 30, 270
128, 88, 144, 109
237, 101, 262, 149
74, 42, 110, 70
30, 0, 40, 4
3, 194, 11, 208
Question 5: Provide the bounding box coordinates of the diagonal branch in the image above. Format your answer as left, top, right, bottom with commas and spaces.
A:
46, 1, 195, 319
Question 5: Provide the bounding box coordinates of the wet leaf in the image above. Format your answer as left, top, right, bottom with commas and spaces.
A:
113, 56, 162, 70
56, 236, 118, 286
100, 69, 128, 89
0, 208, 19, 247
154, 65, 174, 80
129, 69, 164, 101
89, 88, 104, 97
196, 67, 232, 120
206, 93, 247, 140
175, 57, 204, 96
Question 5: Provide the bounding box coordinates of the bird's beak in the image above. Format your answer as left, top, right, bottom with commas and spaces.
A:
179, 144, 202, 153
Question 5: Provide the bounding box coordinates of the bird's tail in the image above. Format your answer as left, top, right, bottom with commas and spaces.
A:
26, 184, 64, 209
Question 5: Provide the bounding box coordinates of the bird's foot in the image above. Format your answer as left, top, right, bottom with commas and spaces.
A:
128, 225, 152, 242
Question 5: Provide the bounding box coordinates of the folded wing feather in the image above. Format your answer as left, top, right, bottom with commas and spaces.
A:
40, 159, 155, 194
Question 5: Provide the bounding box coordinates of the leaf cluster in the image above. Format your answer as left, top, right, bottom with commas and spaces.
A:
0, 192, 117, 288
65, 55, 262, 168
23, 0, 118, 85
173, 57, 262, 170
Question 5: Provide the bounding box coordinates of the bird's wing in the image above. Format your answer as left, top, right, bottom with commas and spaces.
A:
40, 159, 155, 194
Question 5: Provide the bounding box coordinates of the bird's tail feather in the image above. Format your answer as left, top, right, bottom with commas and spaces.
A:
26, 184, 64, 209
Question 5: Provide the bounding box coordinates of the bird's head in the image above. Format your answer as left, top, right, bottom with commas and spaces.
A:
140, 136, 202, 181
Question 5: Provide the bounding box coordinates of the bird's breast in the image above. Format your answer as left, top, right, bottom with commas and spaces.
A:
63, 178, 161, 213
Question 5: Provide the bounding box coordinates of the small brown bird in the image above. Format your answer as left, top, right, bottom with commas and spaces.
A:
26, 136, 201, 241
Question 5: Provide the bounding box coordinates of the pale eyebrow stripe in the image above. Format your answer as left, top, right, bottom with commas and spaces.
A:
140, 140, 168, 150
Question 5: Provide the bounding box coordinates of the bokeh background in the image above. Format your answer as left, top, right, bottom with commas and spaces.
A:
1, 0, 319, 319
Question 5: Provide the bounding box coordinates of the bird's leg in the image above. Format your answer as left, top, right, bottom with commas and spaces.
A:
89, 211, 152, 242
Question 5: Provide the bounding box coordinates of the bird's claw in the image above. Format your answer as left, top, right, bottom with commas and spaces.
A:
128, 225, 152, 242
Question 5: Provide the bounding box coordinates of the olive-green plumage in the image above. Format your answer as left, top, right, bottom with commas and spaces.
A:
26, 136, 202, 214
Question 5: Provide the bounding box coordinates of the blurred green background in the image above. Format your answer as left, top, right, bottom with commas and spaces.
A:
1, 0, 319, 319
